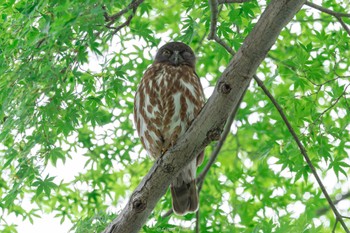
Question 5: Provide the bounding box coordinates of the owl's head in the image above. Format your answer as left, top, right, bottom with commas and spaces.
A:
154, 42, 196, 68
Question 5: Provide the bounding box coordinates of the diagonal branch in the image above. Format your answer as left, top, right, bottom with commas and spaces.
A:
102, 0, 144, 34
102, 1, 306, 232
197, 88, 246, 191
305, 1, 350, 18
111, 6, 138, 35
253, 75, 350, 233
317, 192, 350, 216
334, 16, 350, 36
105, 0, 144, 23
218, 0, 252, 4
304, 1, 350, 36
312, 83, 350, 126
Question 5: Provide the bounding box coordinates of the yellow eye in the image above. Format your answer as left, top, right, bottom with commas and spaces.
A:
162, 49, 171, 56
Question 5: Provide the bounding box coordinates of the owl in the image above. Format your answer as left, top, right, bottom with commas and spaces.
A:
134, 42, 205, 215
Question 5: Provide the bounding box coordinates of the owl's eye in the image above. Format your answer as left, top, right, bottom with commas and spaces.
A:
182, 51, 192, 57
162, 49, 171, 56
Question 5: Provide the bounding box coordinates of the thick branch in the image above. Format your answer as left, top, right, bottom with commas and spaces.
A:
208, 0, 219, 40
102, 1, 306, 232
253, 75, 350, 233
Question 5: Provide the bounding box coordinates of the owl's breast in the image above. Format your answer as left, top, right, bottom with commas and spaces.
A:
134, 63, 204, 158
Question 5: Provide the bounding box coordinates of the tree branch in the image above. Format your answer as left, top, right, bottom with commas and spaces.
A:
195, 209, 200, 233
317, 192, 350, 216
304, 1, 350, 36
103, 0, 144, 34
218, 0, 252, 4
208, 0, 219, 40
311, 83, 350, 126
207, 0, 236, 55
102, 1, 306, 232
305, 1, 350, 18
335, 16, 350, 36
253, 75, 350, 233
197, 88, 246, 191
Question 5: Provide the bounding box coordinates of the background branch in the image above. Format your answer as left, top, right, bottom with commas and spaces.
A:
311, 83, 350, 126
305, 1, 350, 18
253, 75, 350, 233
304, 1, 350, 36
195, 209, 200, 233
103, 0, 144, 34
317, 192, 350, 216
335, 16, 350, 36
218, 0, 252, 4
197, 88, 246, 191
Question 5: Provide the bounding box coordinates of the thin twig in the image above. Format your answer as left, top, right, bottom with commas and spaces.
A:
107, 0, 144, 23
312, 83, 350, 125
195, 29, 209, 53
112, 6, 137, 35
197, 88, 246, 191
305, 1, 350, 36
161, 209, 172, 218
253, 75, 350, 233
335, 16, 350, 36
305, 1, 350, 18
332, 219, 338, 233
214, 35, 236, 55
219, 0, 252, 4
317, 192, 350, 216
195, 209, 200, 233
103, 0, 144, 32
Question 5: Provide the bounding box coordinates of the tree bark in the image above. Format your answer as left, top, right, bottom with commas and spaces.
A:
102, 0, 306, 232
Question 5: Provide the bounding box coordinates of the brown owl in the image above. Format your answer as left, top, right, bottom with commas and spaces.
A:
134, 42, 205, 215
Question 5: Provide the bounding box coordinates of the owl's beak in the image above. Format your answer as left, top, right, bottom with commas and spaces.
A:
171, 50, 183, 66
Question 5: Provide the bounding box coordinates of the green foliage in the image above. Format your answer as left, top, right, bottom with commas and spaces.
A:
0, 0, 349, 232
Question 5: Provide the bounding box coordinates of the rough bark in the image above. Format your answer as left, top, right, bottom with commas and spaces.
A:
102, 0, 306, 232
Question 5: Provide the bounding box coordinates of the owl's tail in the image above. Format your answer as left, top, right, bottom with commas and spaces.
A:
170, 160, 198, 215
171, 180, 198, 215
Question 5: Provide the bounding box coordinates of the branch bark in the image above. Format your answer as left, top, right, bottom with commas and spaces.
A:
102, 1, 306, 232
